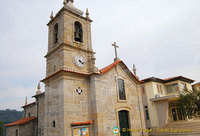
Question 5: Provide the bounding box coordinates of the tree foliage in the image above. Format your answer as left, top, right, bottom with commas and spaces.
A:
0, 109, 24, 136
177, 88, 200, 119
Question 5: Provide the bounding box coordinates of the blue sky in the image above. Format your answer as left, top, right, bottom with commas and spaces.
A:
0, 0, 200, 110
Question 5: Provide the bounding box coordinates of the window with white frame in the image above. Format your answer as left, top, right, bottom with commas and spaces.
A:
166, 84, 178, 94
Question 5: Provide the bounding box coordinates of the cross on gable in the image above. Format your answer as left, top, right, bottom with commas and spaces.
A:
112, 42, 119, 61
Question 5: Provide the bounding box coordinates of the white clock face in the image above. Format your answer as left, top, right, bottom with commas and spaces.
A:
74, 55, 85, 68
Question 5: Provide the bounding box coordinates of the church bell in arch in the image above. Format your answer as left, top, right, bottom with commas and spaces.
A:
75, 31, 80, 41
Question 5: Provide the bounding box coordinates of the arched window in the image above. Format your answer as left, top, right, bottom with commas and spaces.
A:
118, 79, 126, 100
53, 23, 58, 44
118, 110, 130, 136
74, 21, 83, 42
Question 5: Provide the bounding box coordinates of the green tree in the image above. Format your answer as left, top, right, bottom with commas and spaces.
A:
0, 121, 3, 136
177, 88, 200, 119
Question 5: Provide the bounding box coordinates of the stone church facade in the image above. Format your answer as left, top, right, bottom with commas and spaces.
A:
5, 0, 146, 136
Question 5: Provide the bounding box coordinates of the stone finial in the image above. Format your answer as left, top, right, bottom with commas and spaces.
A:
67, 0, 74, 3
86, 8, 90, 19
133, 64, 139, 79
50, 11, 54, 19
36, 82, 41, 95
37, 82, 41, 90
25, 97, 27, 105
63, 0, 67, 5
133, 64, 137, 75
64, 0, 83, 16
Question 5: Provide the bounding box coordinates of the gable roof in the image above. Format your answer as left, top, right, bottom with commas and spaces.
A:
21, 102, 36, 108
99, 60, 121, 74
99, 60, 140, 84
32, 92, 45, 98
5, 116, 36, 127
141, 76, 194, 84
164, 76, 194, 83
141, 77, 164, 83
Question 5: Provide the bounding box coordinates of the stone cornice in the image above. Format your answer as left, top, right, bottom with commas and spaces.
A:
45, 42, 95, 58
41, 68, 99, 83
47, 7, 92, 26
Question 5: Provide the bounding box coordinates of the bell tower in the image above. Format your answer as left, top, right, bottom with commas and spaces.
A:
42, 1, 98, 136
45, 0, 97, 77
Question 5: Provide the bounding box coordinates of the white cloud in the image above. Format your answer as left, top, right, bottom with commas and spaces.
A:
0, 82, 39, 110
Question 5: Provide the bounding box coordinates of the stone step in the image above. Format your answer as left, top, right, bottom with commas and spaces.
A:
149, 120, 200, 136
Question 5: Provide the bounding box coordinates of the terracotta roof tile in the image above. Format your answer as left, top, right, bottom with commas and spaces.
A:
98, 60, 140, 83
99, 60, 121, 74
71, 121, 92, 126
5, 116, 36, 127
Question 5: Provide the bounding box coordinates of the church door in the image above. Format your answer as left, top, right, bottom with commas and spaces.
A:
119, 110, 131, 136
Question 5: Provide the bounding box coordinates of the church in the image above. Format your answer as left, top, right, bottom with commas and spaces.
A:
5, 0, 146, 136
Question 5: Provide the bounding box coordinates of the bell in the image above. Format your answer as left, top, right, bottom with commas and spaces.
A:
75, 31, 80, 41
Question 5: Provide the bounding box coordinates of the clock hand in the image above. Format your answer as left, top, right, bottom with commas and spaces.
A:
79, 59, 84, 65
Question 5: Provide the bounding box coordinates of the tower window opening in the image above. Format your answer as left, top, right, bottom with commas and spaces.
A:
74, 21, 83, 42
53, 121, 56, 128
53, 23, 58, 44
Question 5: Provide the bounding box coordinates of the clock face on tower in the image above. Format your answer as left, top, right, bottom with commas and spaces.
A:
74, 55, 85, 68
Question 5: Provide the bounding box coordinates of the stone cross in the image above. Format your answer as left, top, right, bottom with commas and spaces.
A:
112, 42, 119, 61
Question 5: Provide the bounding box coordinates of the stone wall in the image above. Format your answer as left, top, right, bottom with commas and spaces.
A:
63, 73, 90, 136
89, 64, 146, 136
19, 120, 37, 136
24, 103, 37, 118
44, 76, 65, 136
6, 126, 19, 136
6, 120, 37, 136
38, 94, 45, 135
